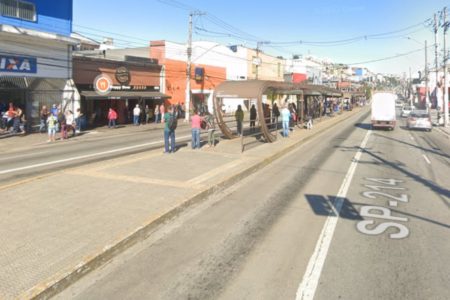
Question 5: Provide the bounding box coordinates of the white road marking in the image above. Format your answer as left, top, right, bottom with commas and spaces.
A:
422, 154, 431, 165
295, 130, 372, 300
0, 135, 191, 175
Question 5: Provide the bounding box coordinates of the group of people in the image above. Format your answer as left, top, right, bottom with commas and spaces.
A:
39, 104, 82, 142
0, 102, 26, 134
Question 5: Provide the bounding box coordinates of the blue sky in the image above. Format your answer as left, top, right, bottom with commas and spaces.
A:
73, 0, 449, 76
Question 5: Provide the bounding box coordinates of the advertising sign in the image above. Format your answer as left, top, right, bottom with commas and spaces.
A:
0, 55, 37, 74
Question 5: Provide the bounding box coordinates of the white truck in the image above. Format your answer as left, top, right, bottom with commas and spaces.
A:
371, 92, 397, 130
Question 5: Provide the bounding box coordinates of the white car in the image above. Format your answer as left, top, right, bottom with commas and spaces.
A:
407, 110, 432, 131
401, 106, 413, 117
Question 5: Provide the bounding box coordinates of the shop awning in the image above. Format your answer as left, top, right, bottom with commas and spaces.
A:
80, 91, 170, 100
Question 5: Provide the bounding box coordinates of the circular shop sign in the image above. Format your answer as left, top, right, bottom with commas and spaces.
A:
116, 66, 131, 85
94, 74, 113, 96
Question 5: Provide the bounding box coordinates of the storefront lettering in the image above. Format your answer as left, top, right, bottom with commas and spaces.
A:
0, 56, 37, 73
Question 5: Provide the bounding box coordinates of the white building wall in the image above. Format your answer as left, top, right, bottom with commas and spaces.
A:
0, 34, 72, 79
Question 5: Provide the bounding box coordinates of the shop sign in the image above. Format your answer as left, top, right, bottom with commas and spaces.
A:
93, 74, 113, 95
0, 55, 37, 73
115, 66, 131, 85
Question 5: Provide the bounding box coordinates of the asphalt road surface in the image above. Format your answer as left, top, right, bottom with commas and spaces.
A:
54, 108, 450, 300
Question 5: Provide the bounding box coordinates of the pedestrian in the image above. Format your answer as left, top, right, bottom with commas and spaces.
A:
46, 113, 57, 142
160, 104, 165, 123
205, 111, 216, 147
154, 104, 160, 123
272, 103, 280, 128
249, 104, 257, 132
12, 107, 22, 134
191, 110, 202, 149
281, 104, 290, 137
66, 110, 76, 137
163, 105, 176, 154
145, 105, 150, 124
39, 105, 49, 133
50, 104, 59, 132
108, 108, 117, 128
75, 108, 83, 132
58, 110, 67, 140
235, 104, 244, 136
306, 114, 313, 130
133, 104, 140, 126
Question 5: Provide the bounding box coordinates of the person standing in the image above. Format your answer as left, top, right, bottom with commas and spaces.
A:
65, 110, 76, 137
281, 104, 291, 137
108, 108, 117, 128
160, 104, 165, 123
154, 104, 160, 123
39, 105, 49, 133
145, 105, 150, 124
191, 110, 202, 149
249, 104, 257, 132
58, 110, 67, 140
205, 111, 216, 147
235, 105, 244, 136
272, 103, 280, 128
163, 105, 176, 153
46, 113, 57, 142
133, 104, 141, 126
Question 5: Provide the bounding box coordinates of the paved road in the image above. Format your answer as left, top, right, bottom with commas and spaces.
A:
54, 107, 450, 299
0, 125, 194, 183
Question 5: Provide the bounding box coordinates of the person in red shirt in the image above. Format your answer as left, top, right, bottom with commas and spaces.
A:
108, 108, 118, 128
191, 110, 203, 149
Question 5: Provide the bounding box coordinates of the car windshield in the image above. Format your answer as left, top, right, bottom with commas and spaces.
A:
403, 106, 413, 110
410, 112, 428, 118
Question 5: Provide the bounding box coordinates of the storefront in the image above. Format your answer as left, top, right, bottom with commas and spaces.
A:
0, 25, 79, 130
73, 56, 169, 126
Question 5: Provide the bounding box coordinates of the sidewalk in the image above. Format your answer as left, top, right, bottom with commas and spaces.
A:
0, 121, 191, 153
0, 107, 367, 300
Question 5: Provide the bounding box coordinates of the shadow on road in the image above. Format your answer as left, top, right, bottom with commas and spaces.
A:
305, 195, 363, 220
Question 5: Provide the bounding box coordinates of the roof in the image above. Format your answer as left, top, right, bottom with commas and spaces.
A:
80, 91, 170, 100
214, 80, 342, 98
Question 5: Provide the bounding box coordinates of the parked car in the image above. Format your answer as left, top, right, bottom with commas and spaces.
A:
401, 105, 414, 117
407, 110, 432, 131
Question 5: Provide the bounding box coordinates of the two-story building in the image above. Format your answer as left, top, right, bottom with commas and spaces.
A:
0, 0, 78, 129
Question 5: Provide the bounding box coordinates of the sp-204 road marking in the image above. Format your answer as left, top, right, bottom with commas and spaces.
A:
357, 178, 410, 239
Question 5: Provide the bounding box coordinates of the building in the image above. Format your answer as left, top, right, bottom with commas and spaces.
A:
73, 55, 167, 126
0, 0, 79, 129
150, 40, 227, 113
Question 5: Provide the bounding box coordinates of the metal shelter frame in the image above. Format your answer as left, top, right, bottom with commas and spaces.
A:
213, 80, 342, 143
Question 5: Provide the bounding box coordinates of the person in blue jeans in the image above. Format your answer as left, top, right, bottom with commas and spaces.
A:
281, 104, 291, 137
191, 110, 202, 149
163, 106, 176, 153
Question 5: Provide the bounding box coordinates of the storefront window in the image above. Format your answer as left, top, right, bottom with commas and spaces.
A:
0, 0, 36, 22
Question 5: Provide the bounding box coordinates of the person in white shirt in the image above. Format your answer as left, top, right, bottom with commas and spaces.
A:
133, 104, 141, 126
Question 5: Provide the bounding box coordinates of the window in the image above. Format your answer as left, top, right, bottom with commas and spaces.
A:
0, 0, 36, 21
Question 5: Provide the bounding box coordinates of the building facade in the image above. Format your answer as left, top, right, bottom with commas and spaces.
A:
0, 0, 78, 129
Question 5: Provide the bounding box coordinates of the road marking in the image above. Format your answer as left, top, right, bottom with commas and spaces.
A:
0, 135, 191, 175
422, 154, 431, 164
296, 130, 372, 300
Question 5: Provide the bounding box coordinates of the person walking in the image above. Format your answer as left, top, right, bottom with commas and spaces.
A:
108, 108, 117, 128
191, 110, 202, 149
281, 104, 291, 137
65, 110, 76, 137
306, 114, 313, 130
235, 105, 244, 136
163, 105, 176, 154
133, 104, 141, 126
39, 105, 49, 133
145, 105, 150, 124
58, 110, 67, 140
249, 104, 257, 132
154, 105, 160, 123
46, 113, 57, 142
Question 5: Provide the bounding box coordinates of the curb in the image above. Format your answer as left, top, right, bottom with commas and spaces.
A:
24, 107, 368, 300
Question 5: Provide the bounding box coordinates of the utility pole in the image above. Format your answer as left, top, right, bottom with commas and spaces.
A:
185, 11, 205, 121
434, 13, 439, 90
425, 40, 430, 108
443, 7, 449, 126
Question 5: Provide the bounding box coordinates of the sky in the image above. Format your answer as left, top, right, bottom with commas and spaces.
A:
73, 0, 450, 76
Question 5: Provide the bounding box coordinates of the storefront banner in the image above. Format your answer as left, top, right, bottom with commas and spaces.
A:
0, 55, 37, 74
